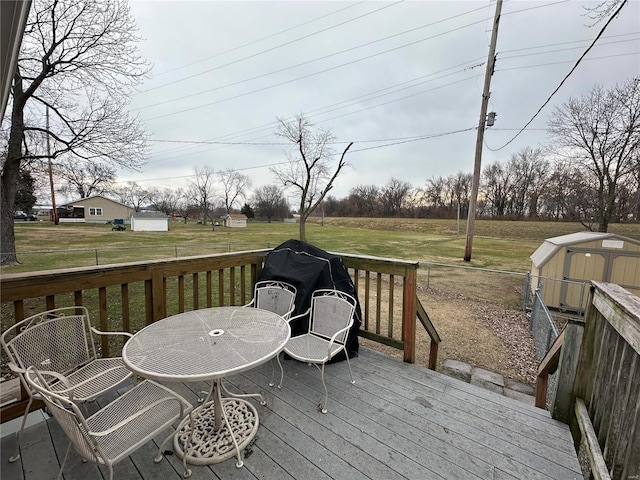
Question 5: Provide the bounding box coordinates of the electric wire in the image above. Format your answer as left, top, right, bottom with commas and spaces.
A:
484, 0, 630, 151
136, 1, 404, 93
136, 15, 491, 114
150, 1, 369, 78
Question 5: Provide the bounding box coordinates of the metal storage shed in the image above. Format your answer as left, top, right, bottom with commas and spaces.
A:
530, 232, 640, 311
131, 211, 169, 232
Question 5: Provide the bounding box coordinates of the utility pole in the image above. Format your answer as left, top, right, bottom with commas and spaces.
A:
46, 106, 59, 225
464, 0, 502, 262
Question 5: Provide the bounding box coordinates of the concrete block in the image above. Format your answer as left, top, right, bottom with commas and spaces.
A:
504, 388, 535, 406
471, 367, 504, 394
441, 359, 472, 383
504, 378, 534, 395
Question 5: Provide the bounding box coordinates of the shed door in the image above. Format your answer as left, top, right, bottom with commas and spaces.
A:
561, 249, 606, 311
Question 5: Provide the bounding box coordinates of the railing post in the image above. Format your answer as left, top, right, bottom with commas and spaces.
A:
551, 319, 585, 423
402, 266, 417, 363
151, 267, 165, 322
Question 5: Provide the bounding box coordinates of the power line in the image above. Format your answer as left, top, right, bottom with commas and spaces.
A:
145, 31, 635, 159
150, 1, 369, 78
485, 0, 630, 152
136, 12, 491, 113
141, 18, 490, 121
127, 126, 479, 184
136, 1, 405, 94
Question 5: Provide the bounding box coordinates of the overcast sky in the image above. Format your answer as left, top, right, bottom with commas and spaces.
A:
123, 0, 640, 201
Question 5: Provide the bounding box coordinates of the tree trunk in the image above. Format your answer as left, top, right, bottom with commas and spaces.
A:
1, 73, 26, 266
299, 215, 307, 242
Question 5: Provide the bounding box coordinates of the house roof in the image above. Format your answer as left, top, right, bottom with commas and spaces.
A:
530, 231, 640, 268
63, 195, 132, 209
225, 213, 247, 219
132, 211, 169, 219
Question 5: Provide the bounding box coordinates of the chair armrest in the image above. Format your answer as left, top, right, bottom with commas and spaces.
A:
283, 305, 295, 320
287, 308, 311, 324
8, 362, 24, 374
26, 367, 76, 401
90, 327, 133, 339
242, 299, 255, 308
324, 318, 355, 355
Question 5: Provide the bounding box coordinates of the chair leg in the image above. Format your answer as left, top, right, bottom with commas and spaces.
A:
344, 347, 356, 385
56, 442, 72, 480
9, 397, 33, 462
276, 354, 284, 389
154, 428, 176, 463
319, 363, 328, 414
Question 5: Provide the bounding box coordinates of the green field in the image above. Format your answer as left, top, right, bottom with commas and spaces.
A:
4, 218, 639, 274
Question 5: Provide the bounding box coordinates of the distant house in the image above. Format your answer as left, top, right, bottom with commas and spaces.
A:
59, 195, 133, 224
131, 211, 169, 232
223, 213, 247, 228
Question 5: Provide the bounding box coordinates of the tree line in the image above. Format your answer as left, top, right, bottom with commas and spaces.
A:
321, 144, 640, 230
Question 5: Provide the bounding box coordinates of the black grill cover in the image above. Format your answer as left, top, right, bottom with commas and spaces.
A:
257, 239, 361, 360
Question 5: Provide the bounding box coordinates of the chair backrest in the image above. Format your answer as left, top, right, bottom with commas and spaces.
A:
1, 307, 97, 395
253, 280, 297, 319
308, 289, 357, 343
24, 366, 105, 466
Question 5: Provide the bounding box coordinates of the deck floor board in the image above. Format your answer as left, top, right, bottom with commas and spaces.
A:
1, 347, 583, 480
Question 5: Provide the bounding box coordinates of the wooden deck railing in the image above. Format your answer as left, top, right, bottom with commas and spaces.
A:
544, 282, 640, 480
1, 249, 440, 422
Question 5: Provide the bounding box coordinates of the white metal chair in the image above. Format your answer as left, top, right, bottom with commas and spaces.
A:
1, 306, 134, 462
279, 289, 357, 413
25, 366, 191, 480
244, 280, 297, 320
244, 280, 297, 387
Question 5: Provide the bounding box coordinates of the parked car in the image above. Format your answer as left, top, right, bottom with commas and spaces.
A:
13, 211, 37, 221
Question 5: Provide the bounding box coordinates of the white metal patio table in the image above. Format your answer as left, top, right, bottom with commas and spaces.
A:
122, 306, 290, 477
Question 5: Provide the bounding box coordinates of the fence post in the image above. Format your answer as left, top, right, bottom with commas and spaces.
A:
402, 266, 417, 363
523, 272, 530, 312
175, 244, 178, 258
95, 249, 99, 265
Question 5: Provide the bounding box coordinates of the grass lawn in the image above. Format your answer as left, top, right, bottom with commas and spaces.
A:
7, 217, 638, 274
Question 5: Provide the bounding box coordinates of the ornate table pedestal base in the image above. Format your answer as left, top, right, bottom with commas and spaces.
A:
174, 397, 258, 470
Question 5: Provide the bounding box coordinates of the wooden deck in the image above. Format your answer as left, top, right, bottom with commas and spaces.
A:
1, 347, 583, 480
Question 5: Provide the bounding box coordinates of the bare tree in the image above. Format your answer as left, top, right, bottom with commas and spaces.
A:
271, 115, 352, 242
548, 78, 640, 231
152, 187, 183, 216
253, 184, 289, 222
57, 158, 116, 199
218, 169, 251, 214
379, 178, 411, 216
115, 182, 154, 212
348, 184, 380, 217
507, 147, 549, 219
1, 0, 150, 265
481, 161, 514, 217
190, 166, 219, 229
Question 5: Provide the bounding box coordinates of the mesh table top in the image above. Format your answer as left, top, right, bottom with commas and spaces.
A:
122, 307, 291, 382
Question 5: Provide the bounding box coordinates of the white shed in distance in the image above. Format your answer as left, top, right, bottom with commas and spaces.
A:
131, 211, 169, 232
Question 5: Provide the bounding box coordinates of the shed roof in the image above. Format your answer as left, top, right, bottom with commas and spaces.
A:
530, 231, 640, 268
131, 211, 169, 219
